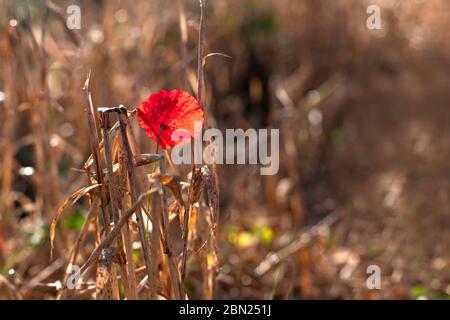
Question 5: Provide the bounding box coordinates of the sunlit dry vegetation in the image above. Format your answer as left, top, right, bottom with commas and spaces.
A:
0, 0, 449, 299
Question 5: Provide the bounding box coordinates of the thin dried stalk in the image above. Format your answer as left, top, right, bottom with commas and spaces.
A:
197, 0, 206, 117
95, 248, 117, 300
21, 2, 46, 220
147, 177, 162, 299
75, 190, 154, 282
57, 197, 99, 300
44, 0, 80, 46
50, 184, 101, 257
21, 259, 64, 298
254, 214, 339, 277
202, 166, 219, 299
180, 0, 208, 289
101, 111, 135, 299
181, 167, 203, 280
38, 3, 61, 217
83, 73, 111, 234
117, 109, 154, 295
117, 149, 139, 299
158, 158, 183, 299
178, 0, 189, 90
0, 274, 23, 300
0, 37, 16, 219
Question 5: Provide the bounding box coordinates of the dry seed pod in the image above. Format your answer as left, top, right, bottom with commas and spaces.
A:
189, 167, 204, 204
134, 153, 163, 167
201, 166, 219, 227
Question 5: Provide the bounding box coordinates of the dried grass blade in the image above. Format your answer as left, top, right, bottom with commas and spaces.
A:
50, 184, 101, 258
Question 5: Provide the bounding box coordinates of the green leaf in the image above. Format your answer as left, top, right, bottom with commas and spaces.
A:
64, 209, 86, 231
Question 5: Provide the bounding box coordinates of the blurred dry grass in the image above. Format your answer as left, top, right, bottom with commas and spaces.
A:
0, 0, 449, 299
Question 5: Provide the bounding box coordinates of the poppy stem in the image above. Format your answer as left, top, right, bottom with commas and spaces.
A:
155, 124, 165, 155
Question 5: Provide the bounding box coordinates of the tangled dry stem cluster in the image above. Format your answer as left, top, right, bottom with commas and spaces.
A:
48, 0, 220, 300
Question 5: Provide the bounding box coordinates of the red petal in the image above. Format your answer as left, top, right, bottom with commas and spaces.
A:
137, 89, 204, 149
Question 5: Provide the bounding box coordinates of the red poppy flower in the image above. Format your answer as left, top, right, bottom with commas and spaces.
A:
137, 89, 204, 150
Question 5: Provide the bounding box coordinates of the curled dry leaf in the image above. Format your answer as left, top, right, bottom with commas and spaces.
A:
158, 174, 185, 208
50, 184, 101, 258
189, 167, 203, 204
